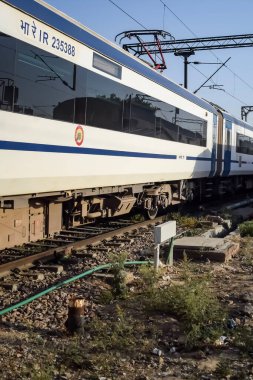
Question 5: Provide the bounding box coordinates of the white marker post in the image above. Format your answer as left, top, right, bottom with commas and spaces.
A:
154, 221, 176, 270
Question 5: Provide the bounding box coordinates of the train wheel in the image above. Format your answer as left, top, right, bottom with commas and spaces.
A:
147, 207, 158, 219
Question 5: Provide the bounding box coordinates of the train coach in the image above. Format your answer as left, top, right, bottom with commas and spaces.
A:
0, 0, 252, 249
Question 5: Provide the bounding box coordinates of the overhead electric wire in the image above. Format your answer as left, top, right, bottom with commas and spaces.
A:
160, 0, 198, 39
160, 0, 253, 95
225, 66, 253, 93
107, 0, 147, 29
186, 60, 216, 84
223, 89, 248, 106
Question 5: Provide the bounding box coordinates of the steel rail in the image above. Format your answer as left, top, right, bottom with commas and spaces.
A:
0, 216, 166, 275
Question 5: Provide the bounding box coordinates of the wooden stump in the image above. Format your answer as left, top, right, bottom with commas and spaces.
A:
65, 297, 86, 335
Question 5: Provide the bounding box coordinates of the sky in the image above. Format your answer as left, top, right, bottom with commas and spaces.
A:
45, 0, 253, 122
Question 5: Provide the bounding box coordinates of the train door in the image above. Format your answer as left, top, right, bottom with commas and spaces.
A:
209, 114, 218, 176
216, 111, 224, 176
222, 119, 232, 176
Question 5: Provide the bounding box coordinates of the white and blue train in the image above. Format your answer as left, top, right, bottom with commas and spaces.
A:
0, 0, 253, 249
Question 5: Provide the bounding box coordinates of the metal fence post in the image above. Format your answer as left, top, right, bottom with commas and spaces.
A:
154, 244, 160, 270
166, 237, 174, 266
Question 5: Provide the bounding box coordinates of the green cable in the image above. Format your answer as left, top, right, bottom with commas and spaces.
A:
0, 260, 152, 317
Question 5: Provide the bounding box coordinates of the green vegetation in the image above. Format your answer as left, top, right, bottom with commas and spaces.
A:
240, 237, 253, 267
108, 252, 128, 298
214, 359, 232, 379
139, 263, 161, 293
87, 305, 137, 351
21, 362, 55, 380
140, 258, 226, 348
61, 337, 95, 370
239, 220, 253, 237
169, 212, 199, 229
131, 213, 145, 222
233, 325, 253, 354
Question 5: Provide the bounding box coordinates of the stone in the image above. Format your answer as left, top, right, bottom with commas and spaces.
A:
1, 283, 18, 291
243, 303, 253, 317
206, 215, 224, 224
198, 357, 219, 371
39, 265, 64, 274
173, 236, 239, 262
241, 292, 253, 303
22, 273, 45, 281
152, 348, 163, 356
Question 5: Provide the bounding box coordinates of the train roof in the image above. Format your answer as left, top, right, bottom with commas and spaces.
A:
3, 0, 217, 115
222, 111, 253, 132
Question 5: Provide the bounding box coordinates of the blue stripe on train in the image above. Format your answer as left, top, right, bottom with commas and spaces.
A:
186, 156, 211, 161
0, 140, 212, 161
0, 140, 176, 159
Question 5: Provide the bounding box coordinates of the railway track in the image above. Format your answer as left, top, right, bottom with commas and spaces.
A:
0, 214, 161, 325
0, 215, 168, 276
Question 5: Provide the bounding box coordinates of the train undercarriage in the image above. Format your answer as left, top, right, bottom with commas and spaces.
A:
0, 175, 253, 250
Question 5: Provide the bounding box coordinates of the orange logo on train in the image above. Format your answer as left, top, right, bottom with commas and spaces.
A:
75, 125, 84, 146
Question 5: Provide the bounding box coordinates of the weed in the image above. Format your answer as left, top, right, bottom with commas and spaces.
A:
139, 264, 161, 292
140, 258, 226, 348
62, 337, 94, 370
131, 213, 145, 223
184, 228, 201, 237
138, 265, 164, 310
87, 305, 141, 354
176, 253, 194, 281
21, 362, 55, 380
239, 221, 253, 237
99, 289, 114, 304
169, 212, 199, 228
240, 237, 253, 267
214, 359, 231, 378
233, 325, 253, 353
169, 279, 225, 347
108, 252, 128, 298
111, 305, 136, 348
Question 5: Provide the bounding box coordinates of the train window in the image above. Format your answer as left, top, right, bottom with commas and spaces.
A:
129, 92, 156, 137
177, 109, 206, 146
0, 33, 16, 111
236, 133, 253, 155
93, 53, 122, 79
155, 102, 178, 141
244, 138, 250, 154
225, 129, 231, 150
86, 70, 124, 131
122, 96, 131, 132
74, 66, 87, 125
14, 40, 76, 122
236, 134, 240, 151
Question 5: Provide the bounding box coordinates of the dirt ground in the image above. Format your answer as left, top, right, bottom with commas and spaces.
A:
0, 233, 253, 380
